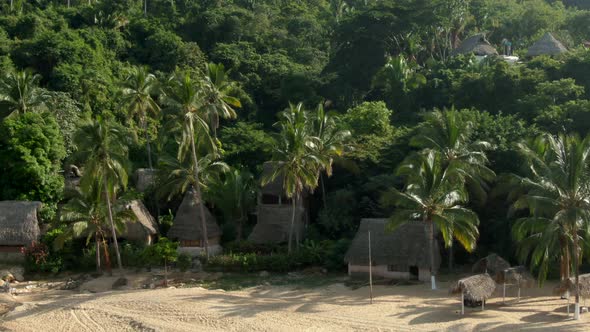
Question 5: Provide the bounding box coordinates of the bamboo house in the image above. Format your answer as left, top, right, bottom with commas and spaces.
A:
452, 33, 499, 58
0, 201, 42, 262
450, 273, 496, 314
344, 219, 440, 282
526, 32, 568, 57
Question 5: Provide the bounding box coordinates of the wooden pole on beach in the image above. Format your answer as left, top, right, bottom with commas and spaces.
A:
461, 292, 464, 315
503, 283, 506, 304
369, 230, 373, 304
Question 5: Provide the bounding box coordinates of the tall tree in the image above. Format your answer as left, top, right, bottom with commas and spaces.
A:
206, 167, 256, 241
310, 103, 352, 207
120, 65, 160, 169
509, 133, 590, 320
263, 102, 323, 253
384, 151, 480, 290
410, 108, 495, 269
162, 71, 217, 258
201, 63, 241, 139
0, 69, 48, 118
74, 118, 130, 272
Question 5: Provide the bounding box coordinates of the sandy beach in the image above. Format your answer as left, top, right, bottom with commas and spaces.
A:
0, 278, 588, 332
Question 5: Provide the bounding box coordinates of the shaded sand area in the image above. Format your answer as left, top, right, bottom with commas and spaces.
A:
0, 277, 588, 331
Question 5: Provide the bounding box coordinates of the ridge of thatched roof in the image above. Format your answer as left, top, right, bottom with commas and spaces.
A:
122, 200, 158, 241
168, 190, 221, 241
134, 168, 157, 192
248, 205, 305, 244
526, 32, 567, 57
0, 201, 42, 246
452, 34, 499, 56
472, 253, 511, 279
559, 273, 590, 297
344, 219, 441, 269
450, 273, 496, 302
497, 266, 535, 287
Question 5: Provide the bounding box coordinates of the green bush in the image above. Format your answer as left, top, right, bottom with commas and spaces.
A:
23, 241, 63, 274
224, 241, 286, 255
177, 253, 192, 272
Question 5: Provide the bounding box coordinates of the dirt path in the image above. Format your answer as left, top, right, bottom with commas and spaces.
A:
1, 282, 588, 331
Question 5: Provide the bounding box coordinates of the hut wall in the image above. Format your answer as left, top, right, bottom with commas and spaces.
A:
178, 244, 223, 257
0, 246, 25, 262
249, 205, 305, 244
348, 264, 431, 281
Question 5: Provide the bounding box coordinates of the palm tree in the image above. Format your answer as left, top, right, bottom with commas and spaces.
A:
58, 189, 133, 273
0, 69, 48, 117
201, 63, 241, 139
384, 151, 480, 290
206, 168, 256, 241
120, 65, 160, 169
263, 102, 323, 253
411, 107, 495, 270
161, 70, 218, 258
509, 133, 590, 320
74, 117, 130, 271
310, 102, 351, 207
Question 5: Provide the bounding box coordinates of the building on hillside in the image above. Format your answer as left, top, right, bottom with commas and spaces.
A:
167, 189, 222, 256
133, 168, 157, 193
248, 162, 306, 244
452, 33, 499, 58
526, 32, 567, 57
0, 201, 42, 262
121, 200, 159, 245
344, 218, 441, 282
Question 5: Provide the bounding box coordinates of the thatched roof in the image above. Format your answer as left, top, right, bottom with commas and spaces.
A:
526, 32, 567, 57
450, 274, 497, 302
452, 34, 499, 56
248, 205, 305, 244
497, 266, 535, 288
344, 219, 441, 269
168, 190, 221, 241
121, 200, 158, 241
559, 273, 590, 297
472, 253, 511, 278
134, 168, 157, 192
0, 201, 42, 246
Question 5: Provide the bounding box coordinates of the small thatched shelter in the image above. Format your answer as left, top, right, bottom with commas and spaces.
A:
121, 200, 158, 245
249, 162, 307, 244
452, 34, 499, 57
344, 219, 441, 282
167, 190, 222, 256
526, 32, 567, 57
498, 266, 536, 303
133, 168, 157, 192
472, 253, 511, 279
450, 273, 496, 314
0, 201, 42, 261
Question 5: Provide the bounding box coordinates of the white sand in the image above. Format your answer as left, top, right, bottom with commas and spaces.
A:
1, 280, 588, 331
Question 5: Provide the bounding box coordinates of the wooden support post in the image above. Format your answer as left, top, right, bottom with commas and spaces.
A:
567, 296, 570, 315
517, 287, 521, 302
482, 299, 485, 311
503, 283, 506, 304
461, 292, 464, 315
368, 230, 373, 305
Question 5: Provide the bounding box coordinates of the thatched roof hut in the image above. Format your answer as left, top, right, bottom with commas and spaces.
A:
168, 190, 221, 243
122, 200, 158, 244
344, 219, 441, 272
559, 273, 590, 298
452, 34, 499, 56
0, 201, 42, 246
497, 266, 535, 288
526, 32, 567, 57
133, 168, 157, 192
472, 253, 511, 279
450, 273, 497, 302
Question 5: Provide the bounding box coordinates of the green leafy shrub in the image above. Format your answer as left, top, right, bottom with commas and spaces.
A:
224, 241, 286, 255
23, 241, 63, 274
177, 253, 192, 272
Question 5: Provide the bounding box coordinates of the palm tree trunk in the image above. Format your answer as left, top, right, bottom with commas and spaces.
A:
143, 119, 153, 169
104, 179, 123, 271
429, 221, 436, 290
144, 0, 147, 16
237, 211, 244, 242
164, 258, 168, 287
573, 232, 581, 320
448, 242, 454, 273
96, 232, 101, 272
102, 237, 112, 274
288, 195, 296, 254
189, 117, 209, 258
320, 173, 327, 208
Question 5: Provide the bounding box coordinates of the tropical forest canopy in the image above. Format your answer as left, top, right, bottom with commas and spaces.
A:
5, 0, 590, 277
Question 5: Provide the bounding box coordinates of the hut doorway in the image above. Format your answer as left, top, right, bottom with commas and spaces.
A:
409, 266, 419, 280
